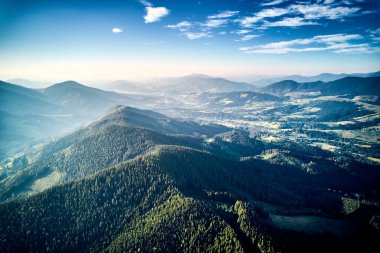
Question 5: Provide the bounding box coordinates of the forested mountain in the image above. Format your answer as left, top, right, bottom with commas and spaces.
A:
1, 75, 380, 253
1, 104, 380, 252
1, 145, 379, 252
261, 76, 380, 97
41, 81, 132, 116
251, 70, 380, 87
0, 105, 231, 203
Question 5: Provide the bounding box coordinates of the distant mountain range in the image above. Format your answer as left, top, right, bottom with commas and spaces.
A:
261, 76, 380, 97
0, 80, 162, 159
251, 70, 380, 87
111, 74, 258, 95
2, 74, 379, 160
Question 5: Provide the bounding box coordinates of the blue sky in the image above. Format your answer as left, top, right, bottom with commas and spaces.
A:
0, 0, 380, 82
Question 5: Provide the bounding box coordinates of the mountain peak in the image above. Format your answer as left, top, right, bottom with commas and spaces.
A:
184, 73, 212, 78
51, 80, 84, 88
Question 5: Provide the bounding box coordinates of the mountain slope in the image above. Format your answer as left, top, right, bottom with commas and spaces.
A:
0, 81, 74, 158
262, 76, 380, 96
41, 81, 131, 116
1, 145, 379, 253
0, 105, 231, 203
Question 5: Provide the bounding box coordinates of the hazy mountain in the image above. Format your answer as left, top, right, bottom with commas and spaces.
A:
41, 81, 130, 116
148, 74, 258, 95
104, 80, 150, 94
0, 81, 73, 159
262, 76, 380, 96
6, 78, 50, 88
252, 70, 380, 86
0, 80, 176, 159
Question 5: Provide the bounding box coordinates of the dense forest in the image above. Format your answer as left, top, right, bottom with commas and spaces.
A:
1, 105, 380, 252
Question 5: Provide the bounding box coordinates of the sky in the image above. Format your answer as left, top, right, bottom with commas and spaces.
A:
0, 0, 380, 82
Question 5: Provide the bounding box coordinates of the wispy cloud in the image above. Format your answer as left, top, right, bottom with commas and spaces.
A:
261, 0, 287, 6
184, 32, 209, 40
168, 10, 239, 40
264, 17, 318, 27
290, 4, 360, 20
140, 0, 169, 23
232, 29, 251, 35
240, 33, 369, 54
166, 21, 192, 31
368, 28, 380, 42
202, 19, 229, 28
208, 10, 240, 19
238, 8, 288, 28
112, 27, 123, 33
238, 1, 361, 28
236, 34, 260, 42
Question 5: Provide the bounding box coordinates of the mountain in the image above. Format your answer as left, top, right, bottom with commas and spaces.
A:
6, 78, 50, 88
262, 76, 380, 97
252, 70, 380, 86
148, 74, 258, 95
1, 143, 379, 252
104, 80, 150, 94
195, 91, 282, 108
0, 105, 231, 203
322, 76, 380, 96
1, 76, 380, 252
41, 81, 131, 116
0, 80, 170, 159
261, 80, 323, 96
0, 81, 73, 159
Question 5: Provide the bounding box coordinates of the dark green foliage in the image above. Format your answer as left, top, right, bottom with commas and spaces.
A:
262, 76, 380, 96
107, 194, 243, 253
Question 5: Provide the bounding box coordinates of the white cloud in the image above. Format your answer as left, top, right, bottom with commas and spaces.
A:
139, 0, 152, 7
368, 28, 380, 42
290, 4, 360, 20
202, 19, 229, 28
232, 29, 251, 34
238, 2, 360, 29
208, 10, 239, 19
236, 34, 260, 41
313, 34, 362, 43
335, 46, 380, 54
239, 8, 288, 27
241, 33, 366, 54
166, 21, 192, 31
112, 27, 123, 33
144, 6, 170, 23
324, 0, 334, 4
264, 17, 318, 27
184, 32, 209, 40
261, 0, 287, 6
